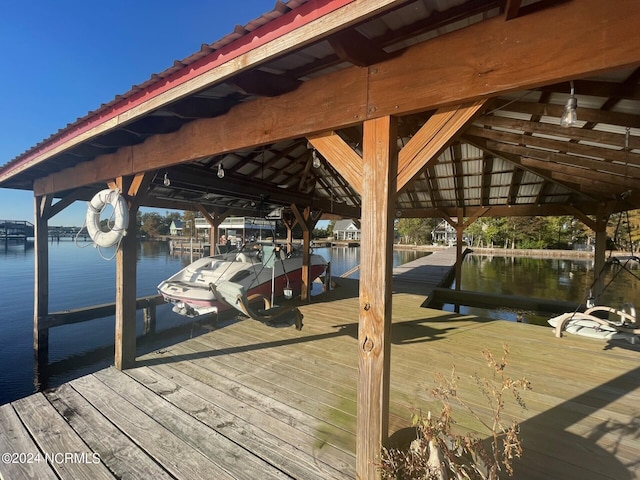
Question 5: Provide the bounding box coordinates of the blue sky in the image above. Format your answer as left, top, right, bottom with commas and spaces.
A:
0, 0, 279, 226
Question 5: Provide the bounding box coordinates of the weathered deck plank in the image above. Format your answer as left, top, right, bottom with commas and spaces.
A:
127, 364, 349, 480
2, 275, 640, 479
0, 404, 58, 480
46, 383, 174, 480
68, 373, 237, 480
11, 393, 114, 480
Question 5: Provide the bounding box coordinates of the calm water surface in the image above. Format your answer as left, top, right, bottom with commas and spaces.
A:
448, 253, 640, 325
1, 242, 638, 405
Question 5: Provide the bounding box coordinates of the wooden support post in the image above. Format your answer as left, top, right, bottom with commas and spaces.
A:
593, 208, 609, 303
282, 211, 296, 255
357, 115, 397, 480
455, 225, 464, 291
287, 226, 294, 255
115, 203, 138, 369
143, 303, 156, 335
323, 262, 332, 292
291, 204, 317, 302
33, 195, 52, 387
114, 174, 149, 370
196, 205, 228, 254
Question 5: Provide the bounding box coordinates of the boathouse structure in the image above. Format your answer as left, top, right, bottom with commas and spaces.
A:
1, 1, 639, 477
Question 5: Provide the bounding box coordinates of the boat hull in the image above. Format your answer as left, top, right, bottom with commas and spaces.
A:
158, 253, 327, 316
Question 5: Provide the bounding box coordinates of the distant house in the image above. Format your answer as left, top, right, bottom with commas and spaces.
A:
333, 219, 361, 241
431, 219, 468, 246
169, 220, 183, 236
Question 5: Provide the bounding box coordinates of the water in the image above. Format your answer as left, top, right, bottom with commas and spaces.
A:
1, 242, 638, 406
445, 253, 640, 326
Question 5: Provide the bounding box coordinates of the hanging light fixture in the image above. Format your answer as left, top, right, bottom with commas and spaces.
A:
312, 149, 321, 168
560, 80, 578, 128
217, 163, 225, 179
163, 172, 171, 186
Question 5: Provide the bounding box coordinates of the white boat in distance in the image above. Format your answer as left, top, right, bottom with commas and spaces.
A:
158, 243, 327, 318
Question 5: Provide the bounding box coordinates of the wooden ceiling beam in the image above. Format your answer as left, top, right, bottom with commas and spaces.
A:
231, 70, 302, 97
475, 114, 640, 150
328, 29, 395, 67
30, 0, 640, 196
462, 134, 592, 199
536, 79, 640, 100
467, 125, 640, 167
503, 0, 522, 20
400, 203, 604, 218
519, 157, 640, 189
484, 141, 640, 179
485, 99, 640, 128
307, 131, 363, 195
397, 100, 487, 192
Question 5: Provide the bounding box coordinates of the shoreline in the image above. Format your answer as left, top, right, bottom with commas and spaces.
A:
392, 243, 636, 260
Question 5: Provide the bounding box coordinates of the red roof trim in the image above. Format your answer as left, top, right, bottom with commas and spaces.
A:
6, 0, 355, 175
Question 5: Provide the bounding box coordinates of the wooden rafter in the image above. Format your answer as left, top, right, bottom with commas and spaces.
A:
307, 131, 363, 195
328, 29, 394, 67
397, 100, 487, 192
462, 134, 594, 200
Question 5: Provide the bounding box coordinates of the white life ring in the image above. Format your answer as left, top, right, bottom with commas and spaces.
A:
86, 189, 129, 248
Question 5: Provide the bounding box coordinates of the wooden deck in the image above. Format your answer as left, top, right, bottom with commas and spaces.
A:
392, 246, 464, 295
2, 278, 640, 479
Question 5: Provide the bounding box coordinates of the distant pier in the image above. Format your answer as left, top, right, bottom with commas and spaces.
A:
0, 220, 34, 249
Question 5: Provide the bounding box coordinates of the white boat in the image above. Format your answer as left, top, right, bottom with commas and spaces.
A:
549, 303, 639, 343
158, 243, 327, 318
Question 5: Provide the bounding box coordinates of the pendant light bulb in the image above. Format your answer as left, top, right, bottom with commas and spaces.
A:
217, 163, 225, 179
560, 81, 577, 128
312, 150, 321, 169
163, 172, 170, 186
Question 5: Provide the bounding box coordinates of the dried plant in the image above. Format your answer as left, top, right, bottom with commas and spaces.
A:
377, 345, 531, 479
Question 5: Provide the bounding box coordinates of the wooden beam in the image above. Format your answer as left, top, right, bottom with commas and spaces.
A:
480, 139, 640, 179
564, 205, 596, 230
231, 70, 302, 97
475, 114, 640, 150
114, 176, 142, 370
48, 189, 92, 219
290, 204, 315, 302
307, 131, 363, 195
33, 194, 52, 381
367, 0, 640, 116
463, 134, 595, 199
467, 125, 640, 167
397, 100, 487, 192
400, 202, 614, 218
593, 206, 610, 302
503, 0, 522, 20
519, 157, 639, 189
357, 115, 397, 479
328, 28, 394, 67
30, 0, 640, 196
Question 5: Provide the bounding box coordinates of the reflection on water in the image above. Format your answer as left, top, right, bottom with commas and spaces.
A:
444, 253, 640, 326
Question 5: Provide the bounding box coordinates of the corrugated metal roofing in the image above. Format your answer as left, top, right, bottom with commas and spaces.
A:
0, 0, 638, 220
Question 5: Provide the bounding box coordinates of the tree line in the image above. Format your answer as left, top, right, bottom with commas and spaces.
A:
395, 211, 640, 251
135, 210, 639, 252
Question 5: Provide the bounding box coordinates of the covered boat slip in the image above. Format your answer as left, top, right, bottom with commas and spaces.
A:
2, 281, 640, 480
1, 0, 640, 477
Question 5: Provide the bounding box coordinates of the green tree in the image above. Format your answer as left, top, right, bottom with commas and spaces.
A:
396, 218, 439, 244
139, 212, 163, 238
182, 211, 198, 237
